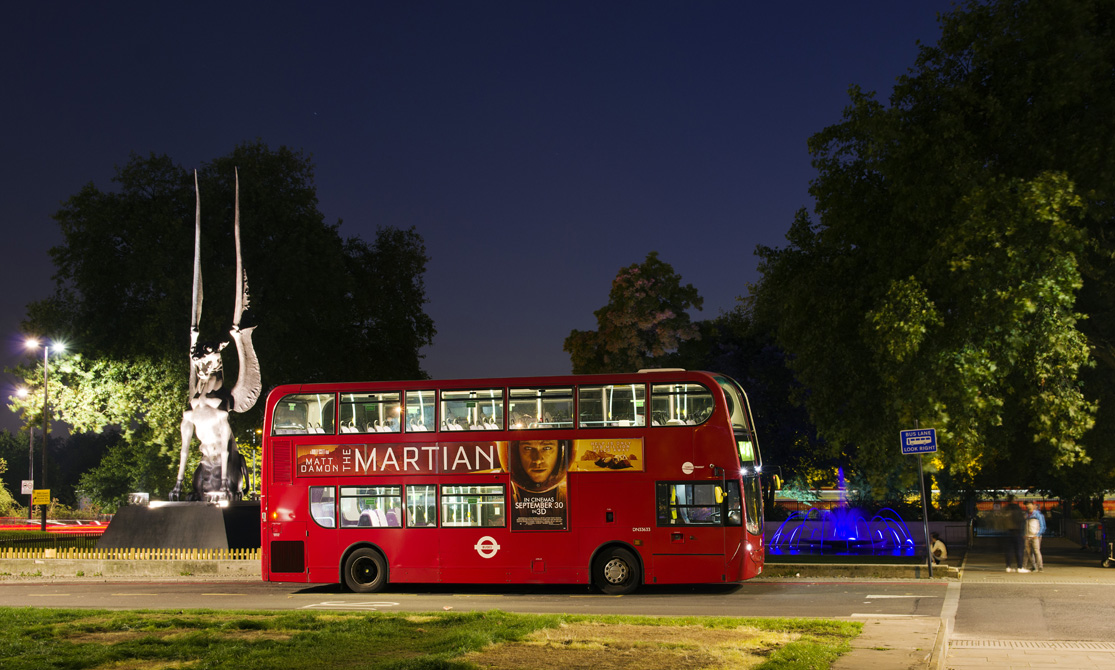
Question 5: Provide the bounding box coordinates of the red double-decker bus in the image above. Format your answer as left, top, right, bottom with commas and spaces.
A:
261, 369, 764, 594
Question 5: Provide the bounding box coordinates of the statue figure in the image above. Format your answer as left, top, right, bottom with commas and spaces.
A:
170, 170, 262, 501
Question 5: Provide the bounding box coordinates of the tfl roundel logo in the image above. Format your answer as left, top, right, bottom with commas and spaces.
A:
474, 536, 501, 559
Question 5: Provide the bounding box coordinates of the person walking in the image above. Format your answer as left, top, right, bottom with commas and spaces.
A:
1003, 499, 1027, 572
1024, 501, 1046, 572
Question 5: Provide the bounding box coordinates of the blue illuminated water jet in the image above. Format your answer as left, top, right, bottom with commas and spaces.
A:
768, 506, 917, 556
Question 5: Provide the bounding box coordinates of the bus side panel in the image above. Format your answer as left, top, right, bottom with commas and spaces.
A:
381, 529, 441, 583
650, 555, 730, 585
502, 532, 585, 584
570, 475, 657, 584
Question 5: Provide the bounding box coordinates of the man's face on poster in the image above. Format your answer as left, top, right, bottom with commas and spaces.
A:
519, 440, 559, 485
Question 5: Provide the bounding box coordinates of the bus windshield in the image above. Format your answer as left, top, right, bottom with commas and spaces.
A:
714, 375, 760, 470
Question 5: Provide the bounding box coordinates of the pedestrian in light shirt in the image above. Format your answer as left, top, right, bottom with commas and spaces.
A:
1024, 501, 1046, 572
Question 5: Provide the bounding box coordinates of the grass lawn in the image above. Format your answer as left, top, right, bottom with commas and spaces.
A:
0, 607, 860, 670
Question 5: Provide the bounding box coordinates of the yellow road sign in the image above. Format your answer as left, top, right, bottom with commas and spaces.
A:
32, 489, 50, 505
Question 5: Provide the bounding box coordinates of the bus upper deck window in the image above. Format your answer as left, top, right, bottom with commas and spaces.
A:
509, 387, 573, 429
578, 384, 645, 428
650, 383, 713, 426
405, 390, 435, 432
273, 393, 335, 435
339, 392, 401, 434
441, 389, 504, 431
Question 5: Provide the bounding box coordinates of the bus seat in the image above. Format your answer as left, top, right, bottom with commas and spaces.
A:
341, 499, 361, 526
358, 511, 374, 527
385, 509, 401, 527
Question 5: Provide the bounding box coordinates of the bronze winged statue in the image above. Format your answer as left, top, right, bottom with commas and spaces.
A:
169, 169, 262, 501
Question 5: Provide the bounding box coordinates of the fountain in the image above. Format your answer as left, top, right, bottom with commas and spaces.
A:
768, 467, 917, 556
768, 506, 917, 556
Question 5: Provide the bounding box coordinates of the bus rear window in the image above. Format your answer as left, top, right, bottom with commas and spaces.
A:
650, 383, 713, 426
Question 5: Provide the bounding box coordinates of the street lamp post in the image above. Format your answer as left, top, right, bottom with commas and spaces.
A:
15, 388, 34, 520
24, 338, 64, 531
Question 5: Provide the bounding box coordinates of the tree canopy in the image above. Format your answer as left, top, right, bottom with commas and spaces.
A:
11, 141, 436, 505
754, 0, 1115, 496
564, 252, 703, 374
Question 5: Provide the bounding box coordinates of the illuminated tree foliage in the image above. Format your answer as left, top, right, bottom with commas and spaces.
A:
11, 141, 436, 504
754, 0, 1115, 496
564, 252, 703, 374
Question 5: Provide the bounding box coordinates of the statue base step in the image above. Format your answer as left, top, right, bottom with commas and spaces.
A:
97, 501, 260, 550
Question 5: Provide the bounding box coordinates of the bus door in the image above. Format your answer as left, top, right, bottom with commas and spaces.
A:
651, 480, 738, 584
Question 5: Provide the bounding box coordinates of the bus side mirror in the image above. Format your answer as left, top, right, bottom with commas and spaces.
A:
715, 486, 724, 504
773, 475, 783, 491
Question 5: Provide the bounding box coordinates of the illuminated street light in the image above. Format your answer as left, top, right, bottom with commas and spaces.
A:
23, 338, 66, 530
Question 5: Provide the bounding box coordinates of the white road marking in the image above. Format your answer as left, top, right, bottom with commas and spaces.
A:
301, 601, 400, 610
111, 593, 158, 596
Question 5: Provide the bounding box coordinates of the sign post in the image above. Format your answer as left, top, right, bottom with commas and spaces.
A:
900, 426, 937, 577
33, 489, 50, 531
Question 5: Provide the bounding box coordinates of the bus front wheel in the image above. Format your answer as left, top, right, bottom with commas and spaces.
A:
343, 548, 387, 593
593, 546, 640, 595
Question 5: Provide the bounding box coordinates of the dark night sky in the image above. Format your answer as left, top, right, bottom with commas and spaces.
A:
1, 1, 955, 429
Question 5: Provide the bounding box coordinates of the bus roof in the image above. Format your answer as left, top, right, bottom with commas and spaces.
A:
268, 369, 726, 396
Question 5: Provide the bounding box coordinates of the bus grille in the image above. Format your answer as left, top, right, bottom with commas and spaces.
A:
270, 540, 305, 573
271, 439, 292, 483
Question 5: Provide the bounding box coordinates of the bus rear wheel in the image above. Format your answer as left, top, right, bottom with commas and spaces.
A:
343, 548, 387, 593
593, 546, 640, 595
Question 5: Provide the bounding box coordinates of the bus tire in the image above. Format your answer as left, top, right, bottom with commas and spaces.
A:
592, 546, 640, 595
343, 547, 387, 593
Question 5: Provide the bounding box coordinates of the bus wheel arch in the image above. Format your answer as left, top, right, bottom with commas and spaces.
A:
341, 543, 389, 593
590, 542, 642, 595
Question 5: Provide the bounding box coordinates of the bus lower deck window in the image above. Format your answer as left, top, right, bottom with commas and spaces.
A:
441, 485, 505, 527
340, 486, 403, 528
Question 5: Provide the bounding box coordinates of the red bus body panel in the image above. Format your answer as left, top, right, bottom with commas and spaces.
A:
260, 370, 764, 589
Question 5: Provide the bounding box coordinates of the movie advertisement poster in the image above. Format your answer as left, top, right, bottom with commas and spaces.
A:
295, 442, 506, 476
570, 438, 644, 472
509, 439, 570, 531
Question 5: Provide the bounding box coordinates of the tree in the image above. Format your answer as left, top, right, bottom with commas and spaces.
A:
12, 141, 437, 503
0, 431, 25, 515
754, 0, 1114, 496
679, 305, 835, 511
564, 252, 703, 373
0, 456, 16, 517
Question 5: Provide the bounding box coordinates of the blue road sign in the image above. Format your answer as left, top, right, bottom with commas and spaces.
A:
900, 428, 937, 454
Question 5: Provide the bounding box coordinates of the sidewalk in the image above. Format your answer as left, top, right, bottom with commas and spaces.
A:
945, 536, 1115, 670
831, 536, 1115, 670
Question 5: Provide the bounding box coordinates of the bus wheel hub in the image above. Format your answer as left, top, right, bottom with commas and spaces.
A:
603, 558, 629, 583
